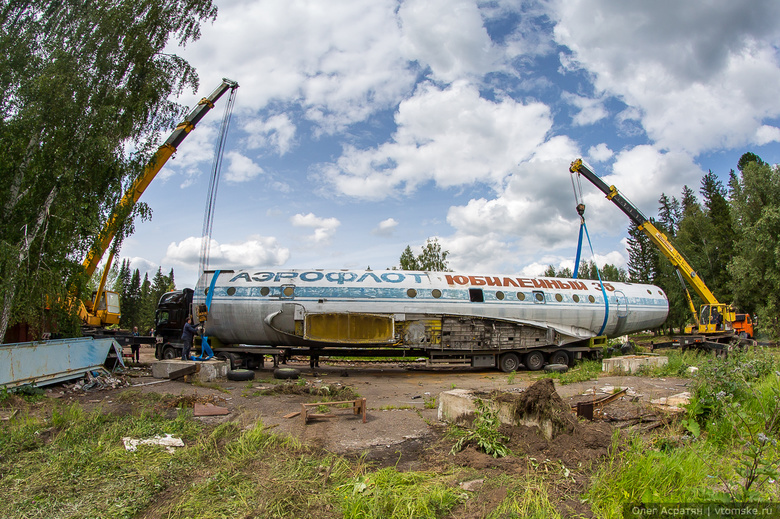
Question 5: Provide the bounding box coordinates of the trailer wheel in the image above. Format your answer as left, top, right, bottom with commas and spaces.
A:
274, 367, 300, 380
549, 350, 569, 366
227, 369, 255, 381
162, 346, 178, 360
524, 350, 545, 371
216, 352, 240, 370
499, 352, 521, 373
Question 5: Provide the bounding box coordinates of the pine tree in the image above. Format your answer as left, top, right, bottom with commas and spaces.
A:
626, 225, 656, 283
700, 169, 733, 301
728, 155, 780, 337
120, 269, 142, 329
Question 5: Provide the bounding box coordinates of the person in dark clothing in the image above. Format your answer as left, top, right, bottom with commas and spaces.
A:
131, 326, 140, 363
181, 316, 199, 361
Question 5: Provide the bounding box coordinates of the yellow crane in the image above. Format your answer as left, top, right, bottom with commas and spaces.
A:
569, 158, 754, 342
79, 79, 239, 328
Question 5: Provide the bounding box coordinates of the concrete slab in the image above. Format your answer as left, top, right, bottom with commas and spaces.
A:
602, 355, 668, 374
151, 359, 229, 382
437, 388, 555, 439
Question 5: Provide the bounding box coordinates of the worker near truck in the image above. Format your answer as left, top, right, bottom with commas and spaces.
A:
131, 326, 141, 363
181, 317, 199, 361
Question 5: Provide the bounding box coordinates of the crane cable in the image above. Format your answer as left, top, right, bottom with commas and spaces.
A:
193, 85, 237, 362
570, 166, 609, 336
198, 85, 238, 276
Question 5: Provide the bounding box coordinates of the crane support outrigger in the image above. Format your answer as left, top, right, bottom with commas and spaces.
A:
569, 158, 754, 351
79, 78, 239, 329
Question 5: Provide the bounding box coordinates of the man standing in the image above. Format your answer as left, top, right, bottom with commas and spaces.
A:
181, 316, 199, 361
131, 326, 141, 363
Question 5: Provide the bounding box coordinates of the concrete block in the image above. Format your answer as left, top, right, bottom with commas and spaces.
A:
602, 355, 668, 374
437, 388, 554, 439
151, 359, 229, 382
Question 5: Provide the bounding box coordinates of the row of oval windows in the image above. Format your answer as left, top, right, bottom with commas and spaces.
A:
222, 286, 604, 303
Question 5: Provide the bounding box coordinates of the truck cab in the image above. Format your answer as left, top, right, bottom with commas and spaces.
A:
153, 288, 193, 359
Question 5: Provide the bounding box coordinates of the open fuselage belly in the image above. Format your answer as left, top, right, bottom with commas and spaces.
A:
193, 269, 669, 350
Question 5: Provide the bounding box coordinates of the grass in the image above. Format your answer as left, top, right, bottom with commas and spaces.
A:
0, 392, 463, 519
586, 434, 717, 518
538, 358, 602, 384
484, 473, 565, 519
584, 348, 780, 516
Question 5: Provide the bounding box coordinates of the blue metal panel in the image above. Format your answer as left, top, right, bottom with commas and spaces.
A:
0, 337, 123, 389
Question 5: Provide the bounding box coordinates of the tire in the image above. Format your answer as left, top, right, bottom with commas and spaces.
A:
499, 352, 521, 373
162, 346, 178, 360
217, 352, 240, 370
544, 363, 569, 373
548, 350, 569, 366
227, 369, 255, 381
524, 350, 545, 371
274, 367, 300, 380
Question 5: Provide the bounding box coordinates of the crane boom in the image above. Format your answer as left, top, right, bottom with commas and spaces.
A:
79, 78, 238, 328
82, 79, 239, 278
569, 159, 720, 316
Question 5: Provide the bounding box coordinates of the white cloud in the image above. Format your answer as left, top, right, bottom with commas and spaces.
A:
399, 0, 501, 82
562, 92, 608, 126
372, 218, 398, 236
225, 151, 263, 183
176, 0, 417, 133
587, 143, 613, 162
291, 213, 341, 243
163, 235, 290, 269
244, 114, 297, 155
320, 81, 553, 199
756, 125, 780, 145
551, 1, 780, 154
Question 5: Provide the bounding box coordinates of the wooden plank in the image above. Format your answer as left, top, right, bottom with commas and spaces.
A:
168, 364, 197, 380
193, 403, 229, 416
283, 411, 300, 419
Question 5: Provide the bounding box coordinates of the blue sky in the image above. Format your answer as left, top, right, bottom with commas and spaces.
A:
117, 0, 780, 288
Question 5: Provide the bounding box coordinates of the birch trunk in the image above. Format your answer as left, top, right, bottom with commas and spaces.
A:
0, 186, 57, 342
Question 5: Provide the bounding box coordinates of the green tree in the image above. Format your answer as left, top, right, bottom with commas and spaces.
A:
138, 273, 153, 332
120, 269, 142, 329
0, 1, 216, 341
399, 239, 450, 272
700, 169, 734, 301
626, 225, 656, 284
399, 246, 420, 271
728, 155, 780, 338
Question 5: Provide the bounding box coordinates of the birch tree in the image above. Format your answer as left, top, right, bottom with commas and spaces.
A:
0, 0, 217, 341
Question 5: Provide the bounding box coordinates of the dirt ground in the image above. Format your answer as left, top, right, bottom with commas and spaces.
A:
42, 345, 691, 517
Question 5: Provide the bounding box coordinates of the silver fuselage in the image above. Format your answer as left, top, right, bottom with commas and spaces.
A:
194, 269, 668, 348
